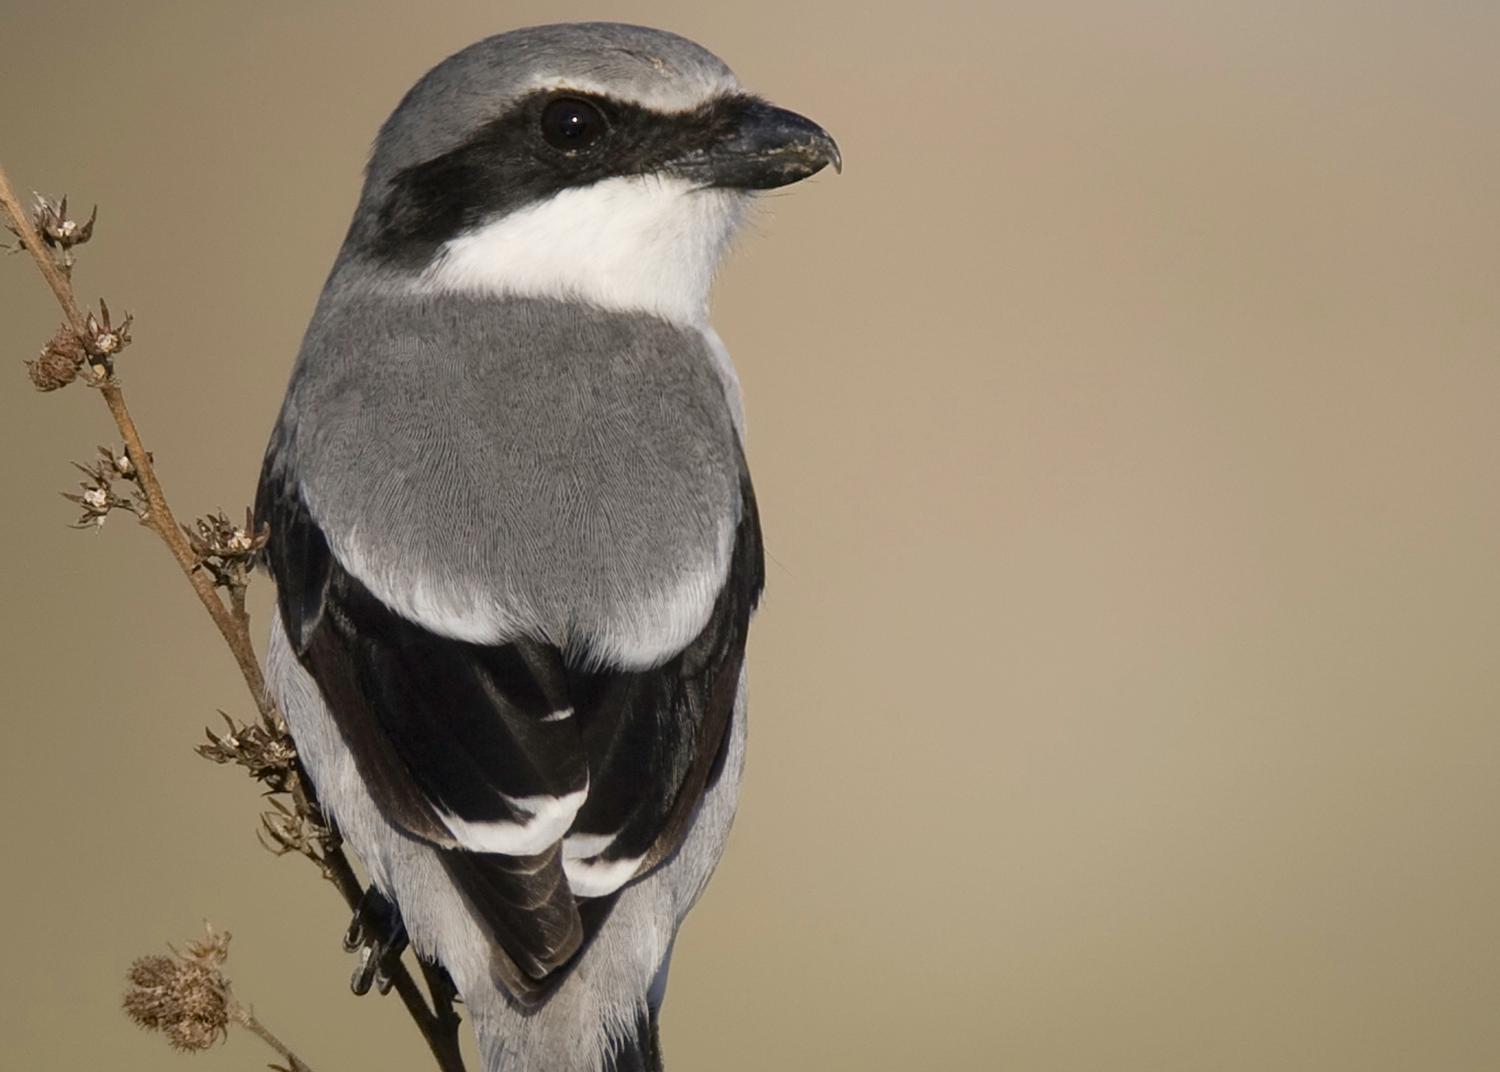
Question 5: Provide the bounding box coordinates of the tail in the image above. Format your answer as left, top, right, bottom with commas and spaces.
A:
471, 1000, 664, 1072
604, 1009, 663, 1072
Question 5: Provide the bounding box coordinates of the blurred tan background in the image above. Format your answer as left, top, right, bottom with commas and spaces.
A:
3, 2, 1498, 1069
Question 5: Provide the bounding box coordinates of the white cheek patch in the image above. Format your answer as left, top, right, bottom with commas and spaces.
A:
417, 176, 747, 326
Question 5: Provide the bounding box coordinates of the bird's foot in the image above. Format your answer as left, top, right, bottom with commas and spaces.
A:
343, 885, 408, 996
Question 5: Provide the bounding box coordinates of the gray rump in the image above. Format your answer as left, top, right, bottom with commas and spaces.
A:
267, 293, 741, 660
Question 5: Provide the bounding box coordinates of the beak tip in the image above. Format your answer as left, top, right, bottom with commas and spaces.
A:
817, 129, 843, 176
697, 103, 843, 189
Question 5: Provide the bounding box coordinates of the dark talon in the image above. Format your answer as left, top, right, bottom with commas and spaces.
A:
373, 934, 408, 995
342, 912, 366, 953
345, 885, 409, 996
350, 943, 378, 996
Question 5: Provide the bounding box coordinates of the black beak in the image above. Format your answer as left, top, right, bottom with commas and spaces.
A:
675, 98, 842, 191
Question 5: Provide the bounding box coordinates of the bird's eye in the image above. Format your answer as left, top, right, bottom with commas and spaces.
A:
540, 97, 607, 152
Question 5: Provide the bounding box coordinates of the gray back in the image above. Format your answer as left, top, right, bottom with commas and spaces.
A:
267, 292, 743, 660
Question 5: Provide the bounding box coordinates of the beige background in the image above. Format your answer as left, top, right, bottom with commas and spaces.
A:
3, 2, 1498, 1069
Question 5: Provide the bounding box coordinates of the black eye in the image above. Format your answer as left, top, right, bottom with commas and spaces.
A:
540, 97, 607, 152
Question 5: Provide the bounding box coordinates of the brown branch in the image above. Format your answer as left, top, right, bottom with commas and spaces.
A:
0, 163, 273, 719
230, 1001, 317, 1072
321, 816, 467, 1072
419, 958, 467, 1067
1, 179, 87, 336
1, 160, 466, 1072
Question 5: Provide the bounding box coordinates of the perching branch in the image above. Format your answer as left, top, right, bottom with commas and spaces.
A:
1, 161, 467, 1072
230, 1002, 317, 1072
0, 165, 274, 718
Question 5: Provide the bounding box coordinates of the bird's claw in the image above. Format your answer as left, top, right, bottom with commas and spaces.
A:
344, 885, 408, 996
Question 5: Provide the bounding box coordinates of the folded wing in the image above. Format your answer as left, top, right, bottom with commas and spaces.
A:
256, 452, 763, 1003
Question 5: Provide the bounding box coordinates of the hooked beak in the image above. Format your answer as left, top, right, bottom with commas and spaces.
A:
675, 98, 842, 191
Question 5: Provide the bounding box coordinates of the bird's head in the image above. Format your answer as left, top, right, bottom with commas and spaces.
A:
343, 22, 840, 324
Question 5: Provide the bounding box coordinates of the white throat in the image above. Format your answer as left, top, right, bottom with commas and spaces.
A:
416, 176, 746, 325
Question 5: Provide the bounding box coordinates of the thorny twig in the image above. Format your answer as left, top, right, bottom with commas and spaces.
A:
1, 163, 467, 1072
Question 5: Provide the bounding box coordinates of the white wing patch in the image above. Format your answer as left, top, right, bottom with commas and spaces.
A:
564, 852, 646, 899
562, 832, 618, 860
562, 832, 643, 897
439, 787, 588, 855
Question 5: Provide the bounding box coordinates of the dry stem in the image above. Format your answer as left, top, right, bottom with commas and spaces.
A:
0, 165, 273, 716
230, 1001, 316, 1072
0, 161, 466, 1072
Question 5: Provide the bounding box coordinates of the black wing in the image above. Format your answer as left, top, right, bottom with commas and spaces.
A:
255, 450, 762, 1004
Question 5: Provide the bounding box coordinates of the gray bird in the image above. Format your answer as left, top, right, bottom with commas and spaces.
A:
255, 22, 838, 1072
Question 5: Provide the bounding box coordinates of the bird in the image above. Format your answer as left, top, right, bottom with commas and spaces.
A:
254, 22, 838, 1072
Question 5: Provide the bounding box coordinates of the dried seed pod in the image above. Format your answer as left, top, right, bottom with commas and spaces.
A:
184, 509, 271, 587
31, 194, 96, 250
198, 710, 300, 791
25, 326, 86, 391
121, 926, 233, 1054
84, 298, 133, 359
63, 455, 140, 529
96, 444, 136, 479
27, 347, 79, 390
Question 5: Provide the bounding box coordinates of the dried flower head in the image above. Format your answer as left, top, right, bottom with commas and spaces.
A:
83, 298, 132, 367
197, 708, 338, 873
185, 508, 270, 589
198, 711, 300, 792
122, 925, 233, 1053
25, 325, 86, 391
62, 458, 137, 530
31, 194, 96, 252
100, 444, 136, 479
27, 346, 79, 391
260, 796, 329, 860
184, 924, 233, 967
63, 451, 142, 529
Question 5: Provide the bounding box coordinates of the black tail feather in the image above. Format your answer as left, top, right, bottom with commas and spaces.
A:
605, 1009, 663, 1072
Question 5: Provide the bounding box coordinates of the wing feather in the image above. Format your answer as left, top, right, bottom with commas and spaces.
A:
255, 447, 763, 1003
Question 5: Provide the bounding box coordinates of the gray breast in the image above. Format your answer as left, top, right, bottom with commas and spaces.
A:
279, 294, 743, 666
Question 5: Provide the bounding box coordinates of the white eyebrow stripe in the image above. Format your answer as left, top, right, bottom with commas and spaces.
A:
526, 71, 739, 113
